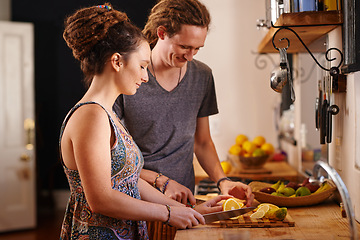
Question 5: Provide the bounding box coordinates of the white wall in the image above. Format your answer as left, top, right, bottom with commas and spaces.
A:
198, 0, 360, 222
196, 0, 280, 160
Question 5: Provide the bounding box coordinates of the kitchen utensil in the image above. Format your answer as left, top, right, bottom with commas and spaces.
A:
219, 214, 295, 228
270, 48, 288, 93
320, 98, 328, 144
326, 104, 339, 143
203, 207, 255, 224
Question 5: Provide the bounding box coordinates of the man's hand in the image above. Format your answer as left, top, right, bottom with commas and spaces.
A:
219, 180, 254, 207
163, 179, 196, 206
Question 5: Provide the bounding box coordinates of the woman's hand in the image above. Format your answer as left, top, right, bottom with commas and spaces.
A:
163, 180, 196, 206
167, 206, 205, 229
194, 195, 231, 215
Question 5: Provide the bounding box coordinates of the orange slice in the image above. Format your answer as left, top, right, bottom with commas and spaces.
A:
222, 198, 245, 220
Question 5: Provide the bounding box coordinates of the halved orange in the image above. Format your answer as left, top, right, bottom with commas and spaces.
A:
222, 198, 245, 220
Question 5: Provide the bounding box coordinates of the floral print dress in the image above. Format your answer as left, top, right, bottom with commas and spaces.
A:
59, 102, 149, 240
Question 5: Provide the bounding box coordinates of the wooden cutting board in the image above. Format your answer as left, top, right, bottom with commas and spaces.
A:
215, 214, 295, 228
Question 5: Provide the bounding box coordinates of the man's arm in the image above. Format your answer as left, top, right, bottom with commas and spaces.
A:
194, 116, 254, 206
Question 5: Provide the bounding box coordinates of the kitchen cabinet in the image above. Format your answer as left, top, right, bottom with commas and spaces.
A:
258, 10, 343, 53
175, 200, 360, 239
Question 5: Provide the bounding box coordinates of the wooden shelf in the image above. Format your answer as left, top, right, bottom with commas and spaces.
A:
258, 11, 343, 53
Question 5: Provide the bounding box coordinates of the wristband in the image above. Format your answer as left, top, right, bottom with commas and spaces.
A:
153, 173, 163, 190
216, 177, 231, 191
164, 204, 171, 225
162, 178, 171, 193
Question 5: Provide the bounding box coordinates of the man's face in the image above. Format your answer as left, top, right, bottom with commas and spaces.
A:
161, 25, 207, 68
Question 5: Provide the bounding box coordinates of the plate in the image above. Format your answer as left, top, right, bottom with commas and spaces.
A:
249, 181, 337, 207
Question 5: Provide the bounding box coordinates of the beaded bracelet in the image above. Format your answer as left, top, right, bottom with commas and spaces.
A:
164, 204, 171, 225
153, 173, 163, 190
216, 177, 231, 191
161, 178, 171, 193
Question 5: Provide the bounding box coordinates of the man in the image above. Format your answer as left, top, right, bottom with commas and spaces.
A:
114, 0, 253, 207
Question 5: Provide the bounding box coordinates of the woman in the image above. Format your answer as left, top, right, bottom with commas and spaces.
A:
60, 4, 227, 240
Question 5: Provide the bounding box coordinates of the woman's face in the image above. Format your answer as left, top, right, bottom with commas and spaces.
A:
120, 40, 151, 95
161, 25, 207, 68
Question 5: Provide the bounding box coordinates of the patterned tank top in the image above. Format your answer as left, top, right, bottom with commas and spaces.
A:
59, 102, 149, 240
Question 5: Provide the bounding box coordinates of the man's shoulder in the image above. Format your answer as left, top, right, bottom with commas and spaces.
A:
190, 59, 212, 73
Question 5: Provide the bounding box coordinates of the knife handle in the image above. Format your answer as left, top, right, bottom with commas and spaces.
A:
326, 105, 340, 143
320, 100, 328, 144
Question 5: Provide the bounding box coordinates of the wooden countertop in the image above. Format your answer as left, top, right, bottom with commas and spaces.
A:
194, 160, 300, 184
175, 200, 360, 239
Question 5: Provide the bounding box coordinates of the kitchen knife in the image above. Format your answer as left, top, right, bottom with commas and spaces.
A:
203, 207, 255, 224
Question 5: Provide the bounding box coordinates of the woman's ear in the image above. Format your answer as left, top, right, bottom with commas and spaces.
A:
157, 26, 167, 40
110, 53, 123, 71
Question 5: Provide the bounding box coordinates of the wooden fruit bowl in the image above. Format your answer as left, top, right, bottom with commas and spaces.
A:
228, 154, 271, 170
249, 181, 337, 207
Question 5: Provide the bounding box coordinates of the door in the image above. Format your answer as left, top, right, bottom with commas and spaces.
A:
0, 21, 36, 232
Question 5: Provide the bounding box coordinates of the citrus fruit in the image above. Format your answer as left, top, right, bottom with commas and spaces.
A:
255, 203, 279, 212
265, 207, 287, 221
228, 144, 242, 155
250, 210, 266, 219
235, 134, 248, 146
256, 204, 270, 213
222, 197, 244, 220
220, 161, 232, 174
222, 198, 244, 211
252, 148, 266, 157
252, 136, 266, 147
261, 143, 275, 155
242, 141, 257, 154
229, 145, 242, 155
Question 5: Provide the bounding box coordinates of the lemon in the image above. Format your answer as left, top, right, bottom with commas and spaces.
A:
242, 141, 257, 155
265, 207, 287, 221
222, 197, 244, 220
252, 136, 266, 147
235, 134, 248, 146
250, 210, 266, 219
255, 203, 279, 212
252, 148, 266, 157
257, 205, 270, 213
220, 161, 232, 174
250, 204, 271, 219
261, 143, 275, 155
229, 144, 242, 155
222, 197, 244, 211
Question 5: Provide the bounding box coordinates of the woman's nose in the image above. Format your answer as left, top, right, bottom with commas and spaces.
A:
142, 73, 149, 83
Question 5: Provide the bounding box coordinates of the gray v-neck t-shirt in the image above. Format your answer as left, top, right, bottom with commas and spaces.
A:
113, 59, 218, 192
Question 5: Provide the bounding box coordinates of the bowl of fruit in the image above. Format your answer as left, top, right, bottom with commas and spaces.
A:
249, 178, 337, 207
228, 135, 274, 169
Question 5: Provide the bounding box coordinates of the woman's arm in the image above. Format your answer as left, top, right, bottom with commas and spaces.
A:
64, 105, 204, 228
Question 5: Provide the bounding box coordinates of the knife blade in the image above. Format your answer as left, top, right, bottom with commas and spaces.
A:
203, 207, 255, 224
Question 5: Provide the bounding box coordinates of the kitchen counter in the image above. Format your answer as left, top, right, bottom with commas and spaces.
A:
175, 200, 360, 239
194, 160, 300, 184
